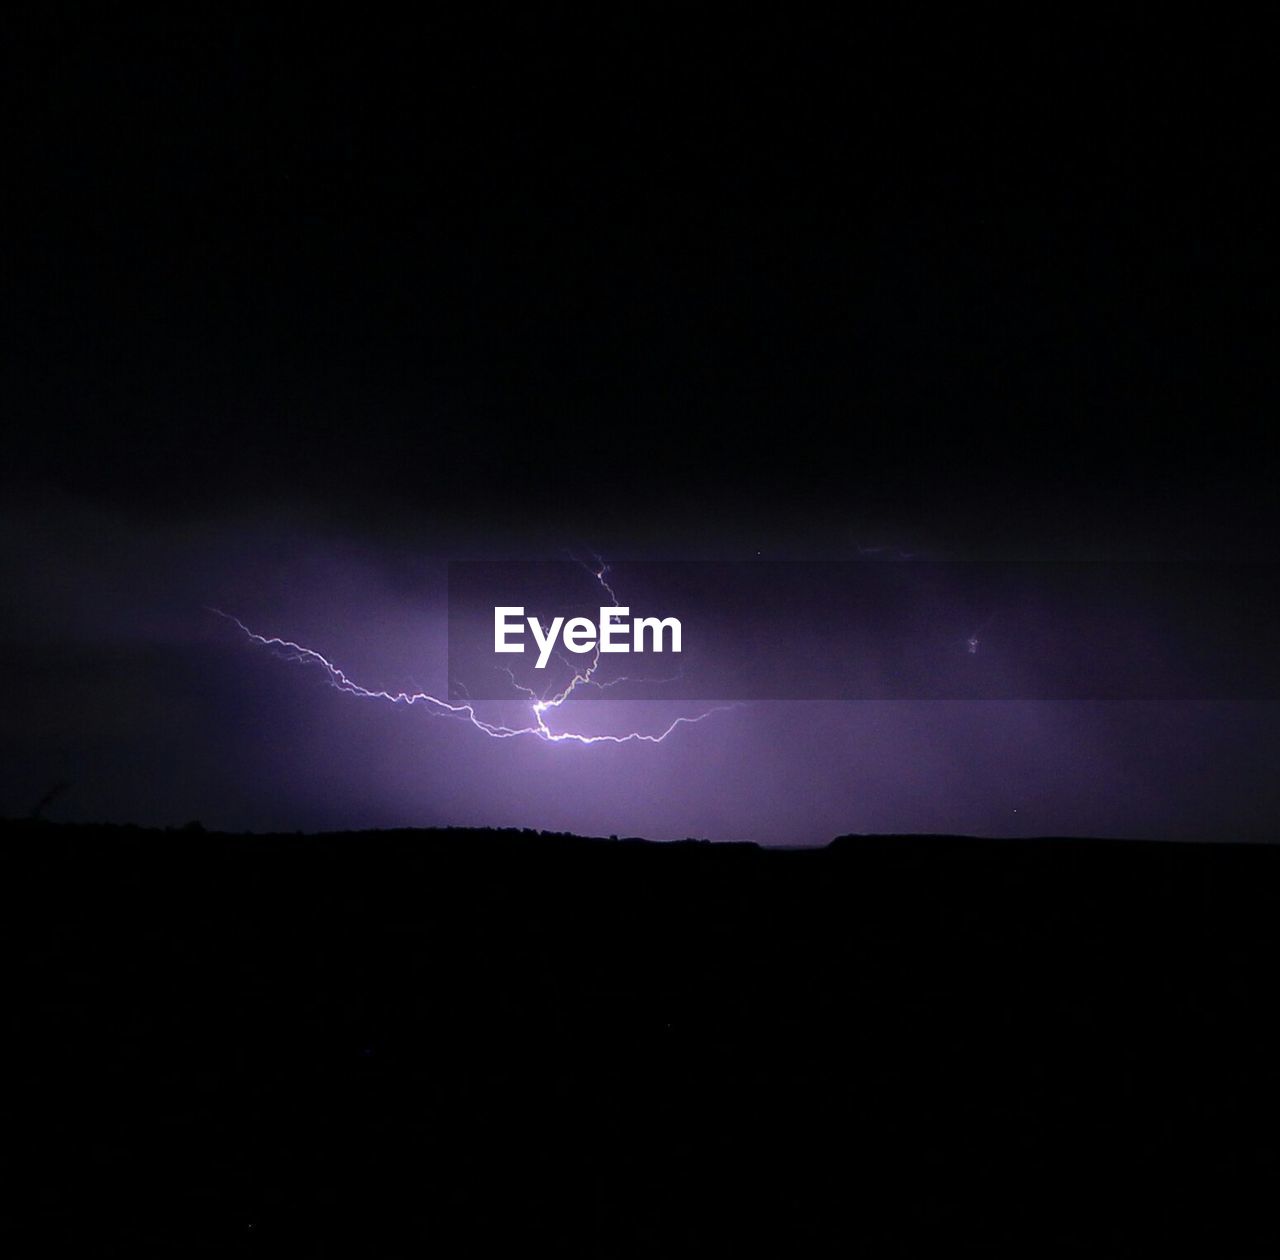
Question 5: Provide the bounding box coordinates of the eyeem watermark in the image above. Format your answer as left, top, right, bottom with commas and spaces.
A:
495, 607, 682, 669
448, 560, 1280, 700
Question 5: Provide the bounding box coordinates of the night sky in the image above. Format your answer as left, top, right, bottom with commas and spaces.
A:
4, 14, 1277, 843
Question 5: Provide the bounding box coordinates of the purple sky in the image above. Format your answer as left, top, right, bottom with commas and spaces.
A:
5, 16, 1277, 844
4, 493, 1276, 844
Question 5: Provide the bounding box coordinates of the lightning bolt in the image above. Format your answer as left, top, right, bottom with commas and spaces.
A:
211, 561, 729, 745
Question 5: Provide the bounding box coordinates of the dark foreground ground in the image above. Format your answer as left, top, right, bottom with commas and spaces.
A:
11, 819, 1280, 1256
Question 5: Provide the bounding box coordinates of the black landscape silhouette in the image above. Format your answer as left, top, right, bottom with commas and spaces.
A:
14, 818, 1280, 1255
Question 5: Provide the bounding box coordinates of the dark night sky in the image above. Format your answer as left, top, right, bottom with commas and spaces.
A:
3, 14, 1278, 841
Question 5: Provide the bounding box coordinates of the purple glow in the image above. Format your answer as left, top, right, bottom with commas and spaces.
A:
214, 609, 729, 745
3, 497, 1278, 845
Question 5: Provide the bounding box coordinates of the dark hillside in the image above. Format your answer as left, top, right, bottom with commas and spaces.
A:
11, 820, 1280, 1254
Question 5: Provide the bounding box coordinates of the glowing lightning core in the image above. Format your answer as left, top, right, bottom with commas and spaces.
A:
213, 561, 728, 745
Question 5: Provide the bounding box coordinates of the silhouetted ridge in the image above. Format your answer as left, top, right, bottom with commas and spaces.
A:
12, 817, 1280, 1254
